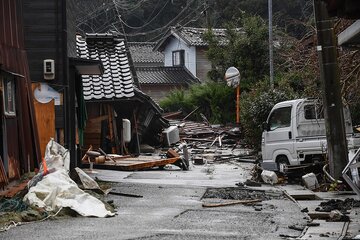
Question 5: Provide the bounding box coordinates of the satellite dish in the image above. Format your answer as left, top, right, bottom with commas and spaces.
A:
225, 67, 240, 88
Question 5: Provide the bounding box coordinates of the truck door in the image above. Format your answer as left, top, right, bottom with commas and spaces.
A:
263, 106, 294, 161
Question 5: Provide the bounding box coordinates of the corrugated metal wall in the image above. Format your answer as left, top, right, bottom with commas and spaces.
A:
0, 0, 41, 183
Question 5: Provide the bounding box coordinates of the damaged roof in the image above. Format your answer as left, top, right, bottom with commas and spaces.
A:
76, 33, 135, 100
154, 26, 238, 51
136, 66, 199, 85
128, 42, 164, 64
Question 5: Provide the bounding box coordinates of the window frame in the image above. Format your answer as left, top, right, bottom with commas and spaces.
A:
2, 74, 16, 117
304, 104, 324, 120
172, 50, 185, 66
268, 106, 292, 131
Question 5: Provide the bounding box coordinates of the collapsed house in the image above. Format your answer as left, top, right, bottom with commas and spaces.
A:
76, 33, 169, 156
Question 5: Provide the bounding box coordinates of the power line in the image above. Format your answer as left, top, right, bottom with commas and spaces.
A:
128, 2, 206, 42
113, 0, 150, 12
114, 0, 197, 37
119, 0, 170, 30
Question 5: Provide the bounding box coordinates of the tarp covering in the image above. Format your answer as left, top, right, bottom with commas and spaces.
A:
23, 140, 114, 217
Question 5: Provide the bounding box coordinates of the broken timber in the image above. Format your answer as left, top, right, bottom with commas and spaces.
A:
202, 199, 262, 208
82, 155, 184, 171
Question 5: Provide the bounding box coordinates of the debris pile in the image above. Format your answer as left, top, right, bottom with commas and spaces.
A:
315, 198, 360, 213
166, 120, 258, 167
202, 187, 274, 201
201, 187, 284, 209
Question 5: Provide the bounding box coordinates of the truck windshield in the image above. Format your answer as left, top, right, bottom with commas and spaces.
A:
268, 106, 292, 131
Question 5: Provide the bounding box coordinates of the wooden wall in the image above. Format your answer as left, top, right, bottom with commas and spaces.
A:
196, 48, 212, 82
140, 84, 185, 103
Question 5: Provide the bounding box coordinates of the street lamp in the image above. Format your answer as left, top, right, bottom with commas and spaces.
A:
225, 67, 241, 124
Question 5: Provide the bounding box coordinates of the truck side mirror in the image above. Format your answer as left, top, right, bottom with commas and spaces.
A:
262, 122, 269, 131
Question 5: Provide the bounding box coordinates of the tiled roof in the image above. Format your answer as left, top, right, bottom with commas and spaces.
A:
175, 27, 228, 46
154, 26, 242, 51
136, 66, 199, 85
76, 33, 135, 100
128, 42, 164, 63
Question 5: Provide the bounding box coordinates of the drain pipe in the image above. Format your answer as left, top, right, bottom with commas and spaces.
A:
323, 164, 343, 184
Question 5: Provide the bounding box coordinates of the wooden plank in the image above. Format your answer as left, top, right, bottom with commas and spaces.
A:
84, 115, 108, 134
202, 199, 262, 208
0, 180, 29, 198
0, 156, 9, 189
83, 157, 181, 171
32, 84, 55, 158
87, 115, 108, 125
107, 105, 117, 154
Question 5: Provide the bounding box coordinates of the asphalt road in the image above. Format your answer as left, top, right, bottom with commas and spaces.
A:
0, 162, 308, 240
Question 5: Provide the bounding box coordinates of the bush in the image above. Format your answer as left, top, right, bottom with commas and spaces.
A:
240, 80, 298, 150
159, 88, 193, 113
160, 83, 235, 124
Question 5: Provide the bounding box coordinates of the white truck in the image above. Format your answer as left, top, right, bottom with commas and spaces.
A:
261, 98, 360, 172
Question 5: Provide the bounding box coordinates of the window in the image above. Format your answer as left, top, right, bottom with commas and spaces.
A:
304, 104, 324, 120
268, 106, 292, 131
2, 75, 16, 116
172, 50, 184, 66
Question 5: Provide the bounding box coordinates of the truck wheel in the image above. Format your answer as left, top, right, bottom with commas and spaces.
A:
276, 156, 289, 173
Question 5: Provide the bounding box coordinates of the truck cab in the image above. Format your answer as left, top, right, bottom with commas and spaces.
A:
261, 98, 360, 172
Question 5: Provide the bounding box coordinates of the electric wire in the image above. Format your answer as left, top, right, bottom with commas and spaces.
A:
113, 0, 197, 37
113, 0, 150, 12
141, 1, 207, 42
118, 0, 170, 30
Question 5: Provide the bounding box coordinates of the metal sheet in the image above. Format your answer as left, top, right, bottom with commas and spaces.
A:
0, 0, 41, 182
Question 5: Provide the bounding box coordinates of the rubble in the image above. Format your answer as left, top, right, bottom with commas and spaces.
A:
315, 198, 360, 213
202, 187, 283, 201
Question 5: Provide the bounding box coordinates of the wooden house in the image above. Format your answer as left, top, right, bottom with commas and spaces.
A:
21, 0, 103, 169
136, 66, 199, 103
76, 33, 169, 155
154, 27, 230, 82
0, 0, 41, 187
129, 42, 199, 103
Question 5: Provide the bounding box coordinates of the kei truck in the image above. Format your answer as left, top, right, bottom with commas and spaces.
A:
261, 98, 360, 173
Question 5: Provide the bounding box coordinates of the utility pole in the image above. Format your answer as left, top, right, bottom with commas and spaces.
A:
313, 0, 348, 180
205, 0, 211, 29
268, 0, 274, 89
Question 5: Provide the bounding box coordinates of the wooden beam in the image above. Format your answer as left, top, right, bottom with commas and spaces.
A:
202, 199, 262, 208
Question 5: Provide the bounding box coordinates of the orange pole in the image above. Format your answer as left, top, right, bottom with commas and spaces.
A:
236, 85, 240, 124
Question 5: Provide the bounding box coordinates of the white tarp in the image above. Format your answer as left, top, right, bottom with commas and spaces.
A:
23, 139, 114, 218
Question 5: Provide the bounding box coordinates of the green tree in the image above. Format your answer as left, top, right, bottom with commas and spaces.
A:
204, 15, 269, 90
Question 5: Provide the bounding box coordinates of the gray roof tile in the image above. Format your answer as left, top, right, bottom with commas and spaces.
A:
136, 66, 199, 85
128, 42, 164, 63
154, 27, 243, 51
76, 33, 135, 100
